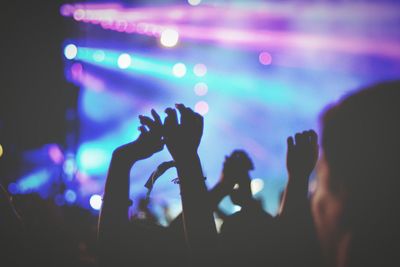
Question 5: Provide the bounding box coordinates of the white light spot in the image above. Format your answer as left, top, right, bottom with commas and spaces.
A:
64, 44, 78, 60
117, 53, 132, 69
90, 194, 103, 210
188, 0, 202, 6
251, 178, 264, 195
160, 29, 179, 48
172, 63, 187, 78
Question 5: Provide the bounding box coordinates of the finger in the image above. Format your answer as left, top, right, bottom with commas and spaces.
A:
164, 108, 178, 135
176, 103, 191, 125
308, 129, 318, 145
138, 125, 148, 134
139, 115, 156, 130
294, 133, 302, 146
287, 136, 294, 151
298, 131, 308, 147
151, 109, 162, 126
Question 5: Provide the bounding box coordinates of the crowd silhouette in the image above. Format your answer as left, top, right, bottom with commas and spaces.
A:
1, 81, 400, 267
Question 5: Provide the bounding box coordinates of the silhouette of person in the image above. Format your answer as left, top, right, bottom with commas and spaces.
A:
312, 81, 400, 267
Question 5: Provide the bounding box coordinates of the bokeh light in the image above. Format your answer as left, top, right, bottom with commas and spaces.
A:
259, 51, 272, 65
194, 101, 209, 115
64, 44, 78, 60
172, 63, 187, 78
160, 29, 179, 48
117, 53, 132, 69
0, 144, 3, 158
64, 189, 77, 203
193, 63, 207, 77
194, 82, 208, 96
188, 0, 202, 6
89, 194, 103, 210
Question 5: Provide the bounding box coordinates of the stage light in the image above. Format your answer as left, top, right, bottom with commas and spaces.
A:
0, 144, 3, 158
172, 63, 187, 78
188, 0, 202, 6
64, 189, 77, 203
64, 44, 78, 60
193, 63, 207, 77
63, 155, 76, 176
48, 144, 64, 164
93, 50, 105, 62
259, 52, 272, 65
73, 9, 85, 21
160, 29, 179, 48
195, 101, 209, 115
16, 169, 51, 193
117, 53, 132, 69
194, 82, 208, 96
90, 194, 102, 210
251, 178, 264, 195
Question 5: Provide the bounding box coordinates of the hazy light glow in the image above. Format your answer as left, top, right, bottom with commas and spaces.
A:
117, 53, 132, 69
193, 63, 207, 77
90, 194, 103, 210
48, 144, 64, 164
60, 4, 400, 58
195, 101, 209, 115
172, 63, 187, 77
160, 29, 179, 47
64, 190, 77, 203
64, 44, 78, 60
93, 50, 106, 62
0, 144, 3, 158
251, 178, 264, 195
188, 0, 202, 6
15, 170, 51, 194
194, 82, 208, 96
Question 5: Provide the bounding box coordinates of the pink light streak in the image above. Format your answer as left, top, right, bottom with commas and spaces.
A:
60, 3, 400, 59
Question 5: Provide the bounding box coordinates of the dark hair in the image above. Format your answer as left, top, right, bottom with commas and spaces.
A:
321, 81, 400, 266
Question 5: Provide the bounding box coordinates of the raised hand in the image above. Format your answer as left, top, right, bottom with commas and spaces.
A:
112, 109, 164, 166
163, 104, 203, 161
286, 130, 319, 178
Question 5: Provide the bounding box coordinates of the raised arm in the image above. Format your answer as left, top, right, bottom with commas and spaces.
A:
163, 104, 217, 263
98, 109, 163, 266
279, 130, 318, 219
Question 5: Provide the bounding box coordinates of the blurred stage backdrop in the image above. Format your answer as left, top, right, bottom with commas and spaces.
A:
3, 0, 400, 225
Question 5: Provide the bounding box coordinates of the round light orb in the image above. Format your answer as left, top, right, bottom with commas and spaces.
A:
188, 0, 202, 6
160, 29, 179, 48
195, 101, 209, 115
90, 194, 103, 210
194, 82, 208, 96
193, 63, 207, 77
259, 52, 272, 65
64, 44, 78, 60
117, 53, 132, 69
172, 63, 187, 78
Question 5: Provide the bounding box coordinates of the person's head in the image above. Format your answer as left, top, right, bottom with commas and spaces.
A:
224, 150, 254, 207
312, 81, 400, 267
